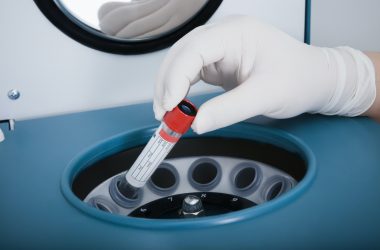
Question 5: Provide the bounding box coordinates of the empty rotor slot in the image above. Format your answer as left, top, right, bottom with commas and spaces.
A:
109, 174, 143, 208
188, 158, 222, 191
236, 168, 255, 189
148, 163, 179, 196
262, 176, 294, 202
231, 162, 262, 196
87, 196, 118, 214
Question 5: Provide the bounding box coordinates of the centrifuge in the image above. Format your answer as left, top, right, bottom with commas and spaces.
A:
1, 94, 380, 248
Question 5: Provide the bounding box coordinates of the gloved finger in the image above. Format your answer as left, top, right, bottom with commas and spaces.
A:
154, 26, 225, 116
153, 25, 208, 120
135, 17, 176, 38
0, 128, 4, 142
134, 0, 208, 39
98, 2, 128, 20
153, 101, 166, 121
192, 75, 274, 134
115, 3, 171, 38
98, 0, 169, 36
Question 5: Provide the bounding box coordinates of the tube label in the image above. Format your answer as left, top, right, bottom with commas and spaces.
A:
125, 124, 177, 188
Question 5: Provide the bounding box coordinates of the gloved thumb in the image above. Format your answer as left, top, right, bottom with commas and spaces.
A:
192, 77, 272, 134
0, 128, 4, 142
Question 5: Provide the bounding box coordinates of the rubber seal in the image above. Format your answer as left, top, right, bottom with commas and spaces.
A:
261, 176, 294, 202
147, 163, 179, 196
109, 175, 143, 208
188, 158, 222, 191
87, 196, 119, 214
230, 162, 263, 196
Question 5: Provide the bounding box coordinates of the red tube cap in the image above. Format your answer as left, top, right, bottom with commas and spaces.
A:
163, 99, 197, 134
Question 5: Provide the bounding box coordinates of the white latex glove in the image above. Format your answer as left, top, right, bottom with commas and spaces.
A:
154, 16, 376, 134
98, 0, 207, 39
0, 128, 4, 142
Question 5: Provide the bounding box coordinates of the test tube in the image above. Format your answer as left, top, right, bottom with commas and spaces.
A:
117, 99, 197, 199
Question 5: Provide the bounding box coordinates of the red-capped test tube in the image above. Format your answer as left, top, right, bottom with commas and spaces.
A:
125, 99, 197, 188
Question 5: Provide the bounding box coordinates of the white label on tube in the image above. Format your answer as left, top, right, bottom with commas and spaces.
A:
126, 125, 175, 188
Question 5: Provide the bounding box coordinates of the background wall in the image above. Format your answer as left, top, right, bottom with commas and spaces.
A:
310, 0, 380, 51
0, 0, 305, 121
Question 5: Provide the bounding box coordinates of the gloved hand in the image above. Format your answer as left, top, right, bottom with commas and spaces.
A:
154, 16, 376, 134
98, 0, 207, 39
0, 128, 4, 142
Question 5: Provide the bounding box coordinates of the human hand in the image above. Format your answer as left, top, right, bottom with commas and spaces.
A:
98, 0, 207, 39
0, 128, 4, 142
154, 16, 376, 134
